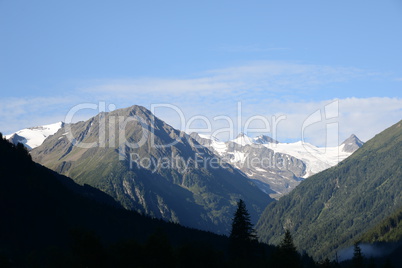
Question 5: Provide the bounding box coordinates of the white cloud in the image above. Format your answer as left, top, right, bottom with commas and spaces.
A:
149, 97, 402, 146
2, 94, 401, 147
2, 62, 400, 147
246, 97, 402, 145
82, 95, 392, 147
82, 61, 370, 98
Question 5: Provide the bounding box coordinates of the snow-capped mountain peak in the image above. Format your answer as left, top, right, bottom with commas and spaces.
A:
5, 122, 64, 150
253, 134, 278, 144
230, 133, 254, 146
341, 134, 364, 153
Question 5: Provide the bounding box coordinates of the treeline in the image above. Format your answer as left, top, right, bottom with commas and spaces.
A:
1, 228, 225, 268
0, 227, 317, 268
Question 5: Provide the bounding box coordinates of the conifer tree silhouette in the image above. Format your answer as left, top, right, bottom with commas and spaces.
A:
230, 199, 257, 242
275, 229, 301, 268
229, 199, 257, 260
352, 242, 364, 268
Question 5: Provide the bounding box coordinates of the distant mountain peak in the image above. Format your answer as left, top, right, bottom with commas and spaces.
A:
341, 134, 364, 153
127, 104, 152, 115
236, 132, 247, 138
5, 121, 64, 150
108, 105, 153, 120
7, 133, 28, 148
231, 133, 253, 146
253, 134, 279, 144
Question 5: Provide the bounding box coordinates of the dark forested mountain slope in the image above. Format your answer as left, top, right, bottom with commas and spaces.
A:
0, 135, 244, 266
31, 105, 272, 234
256, 120, 402, 260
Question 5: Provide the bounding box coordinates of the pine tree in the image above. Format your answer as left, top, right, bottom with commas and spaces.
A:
229, 199, 257, 242
276, 229, 301, 268
279, 230, 297, 252
352, 242, 364, 268
229, 199, 257, 260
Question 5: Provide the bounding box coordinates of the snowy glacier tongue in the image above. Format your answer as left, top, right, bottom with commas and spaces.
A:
5, 122, 63, 149
205, 133, 356, 179
262, 141, 351, 178
189, 132, 362, 198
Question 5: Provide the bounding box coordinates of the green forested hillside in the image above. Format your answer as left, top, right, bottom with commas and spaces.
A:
256, 120, 402, 260
360, 205, 402, 243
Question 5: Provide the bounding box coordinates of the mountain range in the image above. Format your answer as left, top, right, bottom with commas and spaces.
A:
191, 132, 362, 198
29, 105, 273, 234
9, 119, 362, 200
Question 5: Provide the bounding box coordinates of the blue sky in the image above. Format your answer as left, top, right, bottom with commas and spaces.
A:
1, 0, 402, 145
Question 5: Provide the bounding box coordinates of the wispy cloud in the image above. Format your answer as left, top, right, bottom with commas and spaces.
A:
151, 97, 402, 146
83, 61, 370, 98
1, 61, 400, 147
236, 97, 402, 145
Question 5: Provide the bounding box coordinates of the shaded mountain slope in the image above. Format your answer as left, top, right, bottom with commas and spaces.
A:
0, 134, 247, 266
